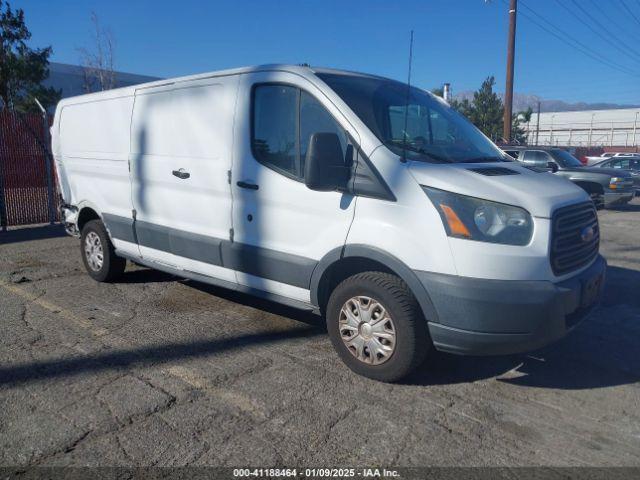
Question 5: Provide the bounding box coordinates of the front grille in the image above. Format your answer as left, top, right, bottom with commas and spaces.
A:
550, 202, 599, 276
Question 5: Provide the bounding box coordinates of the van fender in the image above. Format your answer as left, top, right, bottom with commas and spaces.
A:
76, 200, 103, 219
310, 244, 440, 324
75, 202, 131, 244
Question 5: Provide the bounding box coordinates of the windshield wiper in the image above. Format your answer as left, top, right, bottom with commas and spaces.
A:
385, 140, 452, 163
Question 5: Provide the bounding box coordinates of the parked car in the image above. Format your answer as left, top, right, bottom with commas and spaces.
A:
592, 156, 640, 195
52, 64, 606, 382
585, 152, 638, 166
503, 147, 635, 208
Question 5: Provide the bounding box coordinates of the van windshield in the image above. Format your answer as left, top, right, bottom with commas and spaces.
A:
316, 72, 508, 164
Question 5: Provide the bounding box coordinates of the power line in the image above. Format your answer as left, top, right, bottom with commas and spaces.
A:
619, 0, 640, 27
519, 0, 640, 71
558, 0, 640, 64
515, 0, 640, 77
589, 0, 640, 42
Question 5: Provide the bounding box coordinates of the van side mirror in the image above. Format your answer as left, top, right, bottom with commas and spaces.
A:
547, 161, 559, 173
304, 132, 350, 192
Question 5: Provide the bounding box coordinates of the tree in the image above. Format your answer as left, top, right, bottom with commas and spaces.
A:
447, 77, 532, 145
450, 97, 473, 119
78, 12, 116, 92
0, 1, 60, 112
512, 107, 533, 144
467, 76, 504, 142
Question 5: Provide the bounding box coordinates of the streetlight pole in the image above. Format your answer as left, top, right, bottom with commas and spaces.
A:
503, 0, 517, 143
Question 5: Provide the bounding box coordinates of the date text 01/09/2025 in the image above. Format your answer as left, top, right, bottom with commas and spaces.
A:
232, 468, 400, 478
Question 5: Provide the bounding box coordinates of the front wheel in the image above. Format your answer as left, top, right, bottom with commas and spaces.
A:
326, 272, 430, 382
80, 219, 126, 282
590, 192, 604, 210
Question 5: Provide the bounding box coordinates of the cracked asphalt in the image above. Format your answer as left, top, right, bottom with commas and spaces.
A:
1, 200, 639, 468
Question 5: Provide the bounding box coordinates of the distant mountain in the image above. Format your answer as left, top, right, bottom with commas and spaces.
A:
454, 91, 640, 113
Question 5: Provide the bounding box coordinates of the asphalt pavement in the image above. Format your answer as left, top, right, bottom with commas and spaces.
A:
1, 200, 639, 467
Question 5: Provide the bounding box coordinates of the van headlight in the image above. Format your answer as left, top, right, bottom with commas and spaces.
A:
422, 186, 533, 246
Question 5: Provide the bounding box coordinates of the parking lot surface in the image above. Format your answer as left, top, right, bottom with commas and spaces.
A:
1, 200, 639, 467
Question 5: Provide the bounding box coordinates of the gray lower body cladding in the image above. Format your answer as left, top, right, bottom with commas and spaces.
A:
417, 255, 607, 355
102, 214, 317, 289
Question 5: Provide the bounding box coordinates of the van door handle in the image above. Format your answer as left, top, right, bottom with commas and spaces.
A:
237, 181, 259, 190
172, 168, 190, 179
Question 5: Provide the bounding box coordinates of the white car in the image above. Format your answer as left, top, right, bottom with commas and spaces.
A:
52, 65, 606, 381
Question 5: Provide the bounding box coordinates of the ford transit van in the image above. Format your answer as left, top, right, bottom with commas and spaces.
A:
52, 65, 605, 382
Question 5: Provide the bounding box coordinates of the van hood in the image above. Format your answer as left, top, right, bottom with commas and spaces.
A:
408, 161, 589, 218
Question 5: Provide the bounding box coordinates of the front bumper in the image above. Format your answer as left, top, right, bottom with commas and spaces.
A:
60, 204, 79, 236
604, 190, 634, 206
417, 255, 606, 356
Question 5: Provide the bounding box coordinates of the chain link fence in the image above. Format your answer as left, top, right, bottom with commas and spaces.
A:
0, 111, 59, 230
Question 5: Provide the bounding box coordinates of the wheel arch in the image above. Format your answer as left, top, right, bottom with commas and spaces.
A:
77, 205, 101, 232
573, 180, 604, 195
310, 244, 440, 323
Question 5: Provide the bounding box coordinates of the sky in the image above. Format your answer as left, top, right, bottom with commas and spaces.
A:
13, 0, 640, 105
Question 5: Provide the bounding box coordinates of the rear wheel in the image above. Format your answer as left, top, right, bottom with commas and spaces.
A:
326, 272, 430, 382
80, 219, 126, 282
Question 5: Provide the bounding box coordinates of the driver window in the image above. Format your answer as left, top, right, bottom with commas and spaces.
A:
252, 84, 349, 181
300, 92, 348, 174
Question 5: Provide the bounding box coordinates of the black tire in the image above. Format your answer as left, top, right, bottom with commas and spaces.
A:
590, 192, 604, 210
326, 272, 430, 382
80, 219, 126, 282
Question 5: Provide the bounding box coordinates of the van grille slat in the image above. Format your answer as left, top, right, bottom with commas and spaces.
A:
550, 202, 599, 276
553, 220, 599, 248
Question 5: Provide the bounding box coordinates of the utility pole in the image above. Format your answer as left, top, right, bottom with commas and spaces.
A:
503, 0, 517, 143
535, 101, 541, 146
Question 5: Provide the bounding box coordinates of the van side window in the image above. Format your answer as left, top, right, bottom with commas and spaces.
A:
252, 84, 348, 181
252, 85, 299, 177
300, 91, 347, 174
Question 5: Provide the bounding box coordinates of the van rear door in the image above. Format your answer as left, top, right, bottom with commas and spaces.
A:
130, 76, 238, 281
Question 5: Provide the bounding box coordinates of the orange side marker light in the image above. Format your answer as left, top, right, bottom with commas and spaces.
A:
440, 204, 472, 238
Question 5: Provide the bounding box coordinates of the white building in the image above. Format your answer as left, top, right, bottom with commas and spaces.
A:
43, 62, 160, 100
525, 108, 640, 147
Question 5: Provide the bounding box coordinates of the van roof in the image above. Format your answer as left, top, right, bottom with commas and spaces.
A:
55, 64, 392, 106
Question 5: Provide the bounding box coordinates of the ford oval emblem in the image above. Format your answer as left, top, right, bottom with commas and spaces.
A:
581, 226, 595, 243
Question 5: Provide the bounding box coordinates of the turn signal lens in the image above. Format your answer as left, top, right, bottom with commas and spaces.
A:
440, 204, 472, 238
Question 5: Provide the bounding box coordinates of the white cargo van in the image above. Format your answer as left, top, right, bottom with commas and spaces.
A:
52, 65, 606, 381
